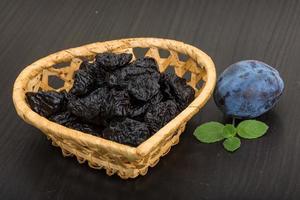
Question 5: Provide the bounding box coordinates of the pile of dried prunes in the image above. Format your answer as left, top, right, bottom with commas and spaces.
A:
26, 53, 195, 147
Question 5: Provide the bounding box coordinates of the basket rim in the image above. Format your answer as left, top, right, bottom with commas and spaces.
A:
12, 37, 216, 159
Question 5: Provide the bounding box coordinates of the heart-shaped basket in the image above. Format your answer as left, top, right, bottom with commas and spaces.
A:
13, 38, 216, 179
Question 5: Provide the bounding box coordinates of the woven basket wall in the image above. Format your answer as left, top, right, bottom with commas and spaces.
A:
13, 38, 216, 179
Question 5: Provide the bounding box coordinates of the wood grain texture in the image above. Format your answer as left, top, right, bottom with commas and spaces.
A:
0, 0, 300, 199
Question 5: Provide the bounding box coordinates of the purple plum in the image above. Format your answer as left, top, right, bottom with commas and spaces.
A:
214, 60, 284, 118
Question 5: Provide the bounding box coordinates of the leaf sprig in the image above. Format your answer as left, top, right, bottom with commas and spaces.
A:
193, 120, 268, 152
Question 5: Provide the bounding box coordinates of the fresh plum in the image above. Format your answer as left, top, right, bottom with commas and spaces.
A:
214, 60, 284, 118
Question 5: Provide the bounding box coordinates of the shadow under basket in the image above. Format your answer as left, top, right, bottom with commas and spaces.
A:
12, 38, 216, 179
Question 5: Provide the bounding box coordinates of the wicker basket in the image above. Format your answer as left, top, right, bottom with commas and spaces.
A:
13, 38, 216, 179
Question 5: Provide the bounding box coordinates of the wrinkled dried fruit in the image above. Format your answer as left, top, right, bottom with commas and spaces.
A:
26, 91, 66, 117
95, 53, 132, 71
144, 100, 179, 133
127, 74, 160, 101
70, 69, 95, 96
132, 57, 159, 71
66, 122, 103, 136
49, 110, 78, 125
102, 118, 151, 146
26, 53, 195, 146
79, 60, 96, 74
49, 111, 103, 135
160, 73, 195, 110
109, 58, 160, 85
109, 58, 161, 101
106, 89, 131, 118
150, 91, 164, 105
68, 87, 109, 120
129, 103, 149, 119
79, 60, 108, 87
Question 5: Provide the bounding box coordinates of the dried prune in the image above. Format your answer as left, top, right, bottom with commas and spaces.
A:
69, 69, 95, 96
79, 60, 108, 86
84, 61, 108, 87
79, 60, 95, 74
126, 97, 149, 119
61, 90, 76, 103
68, 87, 109, 120
144, 100, 179, 133
25, 52, 195, 147
129, 103, 149, 118
128, 91, 164, 119
26, 91, 66, 117
68, 87, 131, 123
160, 73, 195, 110
109, 59, 161, 101
49, 109, 104, 135
106, 89, 131, 118
159, 74, 174, 100
132, 57, 159, 71
95, 53, 132, 71
127, 74, 160, 101
102, 118, 151, 147
109, 58, 160, 87
85, 116, 110, 127
95, 68, 108, 87
49, 110, 78, 125
66, 122, 103, 136
150, 91, 164, 105
108, 67, 148, 88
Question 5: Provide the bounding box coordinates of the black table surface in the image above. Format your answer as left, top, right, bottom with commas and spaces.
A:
1, 0, 300, 199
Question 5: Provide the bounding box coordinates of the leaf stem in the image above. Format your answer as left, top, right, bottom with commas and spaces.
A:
232, 117, 236, 127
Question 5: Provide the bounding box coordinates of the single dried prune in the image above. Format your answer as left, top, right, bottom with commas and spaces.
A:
102, 118, 151, 147
67, 122, 103, 136
49, 111, 105, 135
106, 89, 131, 118
107, 67, 142, 87
132, 57, 159, 71
79, 60, 108, 87
79, 60, 95, 74
160, 73, 195, 110
61, 90, 76, 103
69, 86, 130, 121
108, 65, 161, 101
127, 96, 149, 119
150, 91, 164, 105
119, 59, 161, 101
26, 91, 66, 117
129, 58, 160, 80
69, 69, 95, 96
109, 58, 160, 86
129, 91, 164, 119
159, 74, 174, 100
95, 53, 132, 71
127, 74, 160, 101
84, 116, 109, 127
68, 87, 109, 120
144, 100, 179, 133
49, 110, 77, 125
129, 103, 149, 118
95, 67, 108, 87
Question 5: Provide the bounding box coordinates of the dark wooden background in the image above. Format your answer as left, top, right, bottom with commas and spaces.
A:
1, 0, 300, 199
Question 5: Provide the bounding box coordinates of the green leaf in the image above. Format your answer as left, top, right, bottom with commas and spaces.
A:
223, 137, 241, 152
193, 122, 225, 143
222, 124, 237, 138
237, 120, 269, 139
